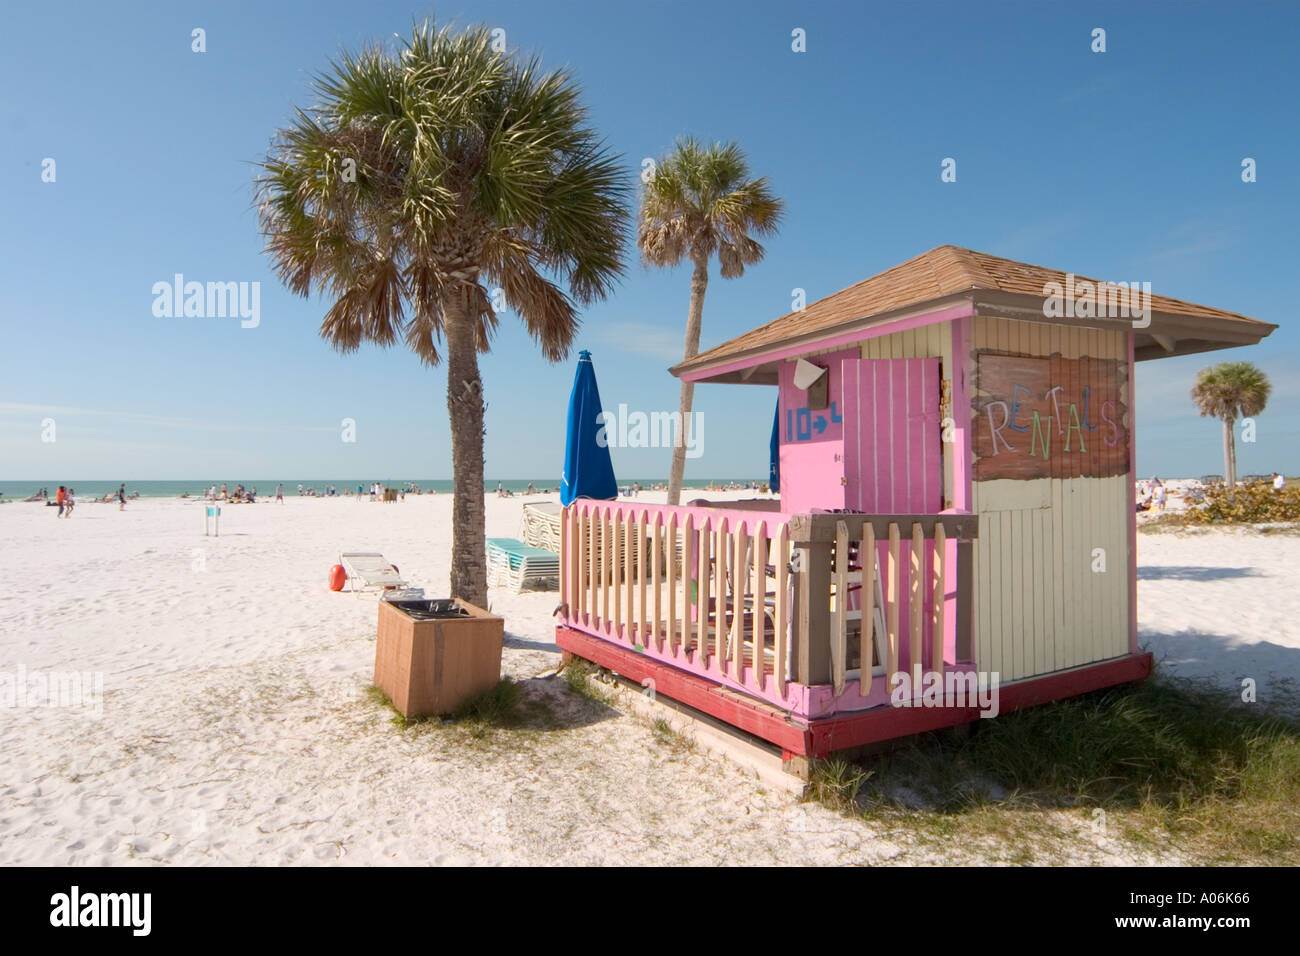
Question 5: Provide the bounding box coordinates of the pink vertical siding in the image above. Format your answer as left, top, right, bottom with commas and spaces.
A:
952, 315, 972, 511
843, 358, 942, 513
1128, 332, 1138, 653
776, 347, 857, 514
840, 357, 944, 678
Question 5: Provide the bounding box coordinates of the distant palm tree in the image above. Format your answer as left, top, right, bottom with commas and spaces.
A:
257, 22, 628, 606
638, 138, 783, 505
1190, 361, 1272, 487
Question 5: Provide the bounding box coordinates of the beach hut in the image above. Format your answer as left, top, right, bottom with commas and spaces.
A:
554, 245, 1276, 773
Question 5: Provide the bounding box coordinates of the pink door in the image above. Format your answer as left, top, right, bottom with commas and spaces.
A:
842, 357, 946, 677
842, 358, 942, 513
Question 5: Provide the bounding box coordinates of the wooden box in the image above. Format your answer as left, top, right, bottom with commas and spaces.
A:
374, 599, 504, 717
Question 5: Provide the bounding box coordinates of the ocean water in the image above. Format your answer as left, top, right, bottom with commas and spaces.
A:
0, 478, 765, 500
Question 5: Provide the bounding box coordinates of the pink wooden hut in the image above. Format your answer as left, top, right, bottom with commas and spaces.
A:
554, 246, 1275, 773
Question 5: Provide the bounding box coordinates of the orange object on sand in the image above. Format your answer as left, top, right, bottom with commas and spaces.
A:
328, 564, 347, 591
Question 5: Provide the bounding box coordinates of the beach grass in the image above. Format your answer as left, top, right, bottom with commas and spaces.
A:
364, 666, 621, 754
366, 679, 558, 736
808, 676, 1300, 864
649, 717, 696, 754
561, 657, 615, 705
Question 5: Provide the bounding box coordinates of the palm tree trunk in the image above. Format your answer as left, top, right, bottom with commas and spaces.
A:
1223, 417, 1237, 488
667, 254, 709, 506
444, 286, 489, 608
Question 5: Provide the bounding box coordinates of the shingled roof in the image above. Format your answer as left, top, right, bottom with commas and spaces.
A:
672, 245, 1275, 381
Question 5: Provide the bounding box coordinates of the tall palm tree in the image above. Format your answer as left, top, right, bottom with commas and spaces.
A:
1190, 361, 1272, 487
257, 22, 628, 606
638, 138, 783, 505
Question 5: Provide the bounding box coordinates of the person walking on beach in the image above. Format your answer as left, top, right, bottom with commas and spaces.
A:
118, 483, 126, 511
1151, 477, 1167, 513
64, 487, 75, 517
55, 485, 67, 517
276, 483, 284, 503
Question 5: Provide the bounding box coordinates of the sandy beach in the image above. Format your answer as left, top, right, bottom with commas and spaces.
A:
1, 491, 1297, 866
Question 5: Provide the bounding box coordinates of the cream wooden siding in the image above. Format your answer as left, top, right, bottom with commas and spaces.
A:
802, 322, 955, 507
970, 316, 1131, 681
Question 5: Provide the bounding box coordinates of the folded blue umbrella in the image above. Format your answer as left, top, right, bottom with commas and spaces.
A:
561, 350, 618, 506
769, 396, 781, 493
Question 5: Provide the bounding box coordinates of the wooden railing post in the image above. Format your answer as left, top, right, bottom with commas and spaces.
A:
794, 540, 832, 686
773, 525, 789, 696
932, 522, 946, 676
833, 521, 849, 696
956, 538, 974, 662
910, 522, 924, 685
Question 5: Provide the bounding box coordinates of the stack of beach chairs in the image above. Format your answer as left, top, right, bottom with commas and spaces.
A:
520, 502, 563, 552
486, 537, 561, 592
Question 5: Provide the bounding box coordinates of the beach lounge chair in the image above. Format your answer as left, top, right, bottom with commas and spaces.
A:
486, 538, 560, 592
339, 552, 409, 594
519, 501, 562, 552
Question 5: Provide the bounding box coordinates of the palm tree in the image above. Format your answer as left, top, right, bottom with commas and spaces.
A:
257, 22, 628, 606
1190, 361, 1272, 487
638, 138, 783, 505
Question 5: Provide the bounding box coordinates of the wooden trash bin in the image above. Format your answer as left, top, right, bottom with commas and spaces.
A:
374, 598, 504, 717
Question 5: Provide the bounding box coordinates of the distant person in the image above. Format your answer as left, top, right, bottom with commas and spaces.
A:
118, 483, 126, 511
1273, 472, 1285, 492
1151, 478, 1167, 513
526, 482, 536, 495
55, 485, 67, 517
64, 488, 75, 517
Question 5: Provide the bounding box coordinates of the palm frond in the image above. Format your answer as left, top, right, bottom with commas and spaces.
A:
1191, 362, 1273, 421
257, 19, 629, 365
637, 137, 784, 275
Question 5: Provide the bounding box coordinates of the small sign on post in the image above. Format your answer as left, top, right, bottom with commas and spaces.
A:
205, 504, 221, 536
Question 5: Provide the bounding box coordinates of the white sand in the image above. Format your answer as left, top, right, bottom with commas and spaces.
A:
1137, 527, 1300, 715
1, 492, 1296, 865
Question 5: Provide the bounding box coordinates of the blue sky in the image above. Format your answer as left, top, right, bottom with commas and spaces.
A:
2, 0, 1296, 482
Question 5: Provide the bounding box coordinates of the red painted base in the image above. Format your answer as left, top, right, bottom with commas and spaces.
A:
556, 625, 1153, 759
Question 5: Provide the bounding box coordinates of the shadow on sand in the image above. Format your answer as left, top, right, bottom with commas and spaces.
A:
1137, 565, 1263, 582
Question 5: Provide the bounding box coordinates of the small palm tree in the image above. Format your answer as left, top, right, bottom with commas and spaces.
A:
638, 138, 783, 505
1190, 361, 1272, 487
257, 22, 629, 606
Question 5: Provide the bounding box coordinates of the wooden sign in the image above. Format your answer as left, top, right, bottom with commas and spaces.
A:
972, 351, 1129, 481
